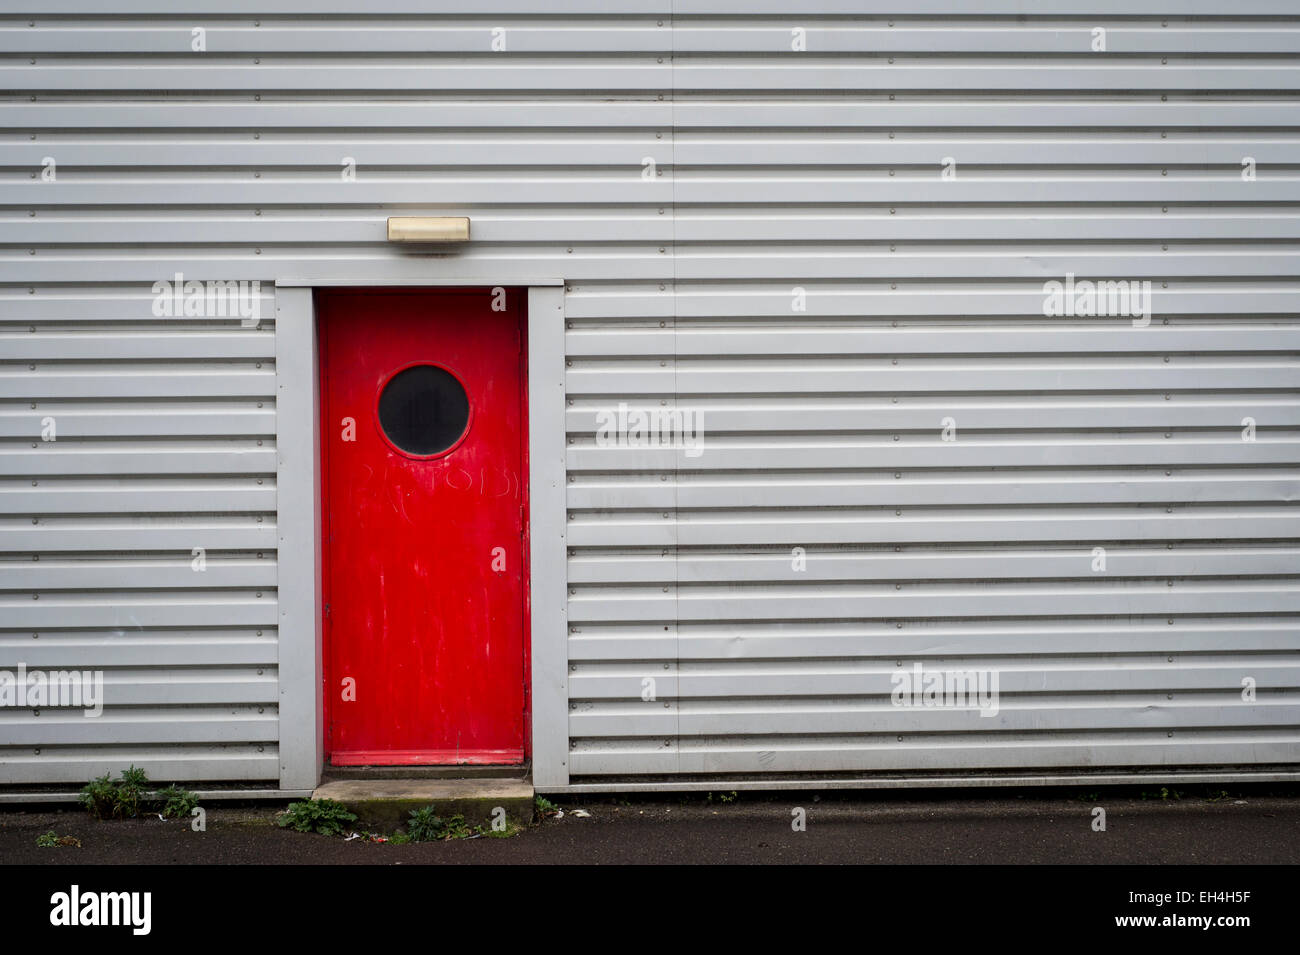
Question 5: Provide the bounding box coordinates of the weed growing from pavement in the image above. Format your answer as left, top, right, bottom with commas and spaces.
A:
277, 798, 358, 836
157, 785, 199, 819
534, 795, 560, 819
36, 831, 81, 848
79, 766, 197, 821
404, 805, 472, 841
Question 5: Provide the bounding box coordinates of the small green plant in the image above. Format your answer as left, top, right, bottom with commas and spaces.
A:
36, 831, 80, 848
388, 831, 413, 845
1205, 789, 1232, 802
157, 785, 199, 819
277, 798, 357, 836
78, 773, 117, 819
534, 795, 560, 818
114, 765, 149, 819
79, 765, 152, 820
406, 805, 445, 842
1141, 787, 1183, 801
404, 805, 473, 841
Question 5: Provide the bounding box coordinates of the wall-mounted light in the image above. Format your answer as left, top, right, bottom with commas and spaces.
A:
386, 217, 471, 243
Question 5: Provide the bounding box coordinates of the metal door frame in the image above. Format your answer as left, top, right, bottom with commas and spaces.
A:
274, 272, 569, 791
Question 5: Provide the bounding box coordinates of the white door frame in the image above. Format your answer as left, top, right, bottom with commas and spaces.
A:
273, 273, 569, 791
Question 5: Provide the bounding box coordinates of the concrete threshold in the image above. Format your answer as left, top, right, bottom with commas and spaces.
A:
312, 777, 534, 831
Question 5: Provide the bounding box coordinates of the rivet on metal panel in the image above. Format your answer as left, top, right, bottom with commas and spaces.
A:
34, 749, 39, 755
32, 594, 39, 600
32, 633, 37, 639
894, 473, 901, 479
33, 710, 39, 717
897, 736, 903, 742
896, 622, 903, 628
895, 584, 901, 590
257, 668, 264, 675
1168, 619, 1174, 625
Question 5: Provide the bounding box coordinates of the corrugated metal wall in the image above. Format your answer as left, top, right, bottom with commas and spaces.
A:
2, 1, 1297, 786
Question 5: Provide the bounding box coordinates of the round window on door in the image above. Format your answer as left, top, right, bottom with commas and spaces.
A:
376, 363, 472, 458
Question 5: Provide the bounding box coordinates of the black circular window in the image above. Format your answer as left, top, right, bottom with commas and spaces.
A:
377, 364, 470, 456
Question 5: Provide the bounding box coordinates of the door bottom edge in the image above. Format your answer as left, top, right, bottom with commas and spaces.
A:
328, 749, 525, 767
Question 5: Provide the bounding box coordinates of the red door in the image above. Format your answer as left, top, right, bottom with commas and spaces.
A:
319, 288, 527, 765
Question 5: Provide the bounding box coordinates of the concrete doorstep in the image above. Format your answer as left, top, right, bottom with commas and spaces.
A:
311, 778, 535, 831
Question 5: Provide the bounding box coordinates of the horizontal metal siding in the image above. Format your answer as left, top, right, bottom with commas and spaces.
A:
562, 4, 1300, 779
2, 1, 1297, 786
0, 292, 279, 784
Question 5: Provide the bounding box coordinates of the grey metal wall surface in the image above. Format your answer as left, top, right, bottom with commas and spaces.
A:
2, 1, 1297, 786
